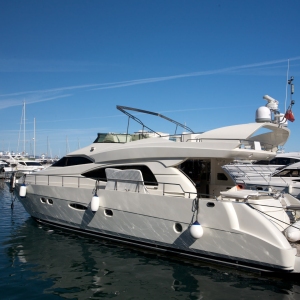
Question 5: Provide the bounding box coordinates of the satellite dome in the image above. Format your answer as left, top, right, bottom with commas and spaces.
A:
256, 106, 271, 123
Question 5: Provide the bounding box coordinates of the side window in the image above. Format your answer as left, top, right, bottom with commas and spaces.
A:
273, 169, 292, 177
254, 160, 269, 165
290, 158, 300, 164
52, 156, 93, 167
67, 157, 93, 166
52, 157, 68, 166
82, 168, 107, 181
269, 159, 275, 165
276, 158, 290, 165
291, 170, 299, 177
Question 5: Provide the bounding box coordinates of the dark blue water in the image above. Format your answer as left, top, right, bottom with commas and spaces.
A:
1, 184, 300, 299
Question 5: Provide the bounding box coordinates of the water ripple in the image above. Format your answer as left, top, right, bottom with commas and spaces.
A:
0, 185, 300, 299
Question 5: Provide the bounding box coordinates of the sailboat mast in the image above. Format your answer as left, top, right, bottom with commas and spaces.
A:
34, 117, 36, 158
23, 101, 26, 155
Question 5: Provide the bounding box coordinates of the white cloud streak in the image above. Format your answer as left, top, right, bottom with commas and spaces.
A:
0, 94, 72, 109
1, 56, 300, 111
91, 56, 300, 90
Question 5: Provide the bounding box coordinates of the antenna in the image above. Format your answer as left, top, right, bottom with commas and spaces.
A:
288, 76, 295, 108
24, 101, 25, 155
288, 76, 294, 98
285, 59, 290, 111
33, 117, 35, 159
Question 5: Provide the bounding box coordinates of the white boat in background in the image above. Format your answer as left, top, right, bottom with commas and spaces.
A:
9, 88, 300, 274
235, 161, 300, 199
0, 152, 46, 176
223, 151, 300, 181
15, 160, 45, 174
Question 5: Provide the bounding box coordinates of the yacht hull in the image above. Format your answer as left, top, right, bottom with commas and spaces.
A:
15, 184, 299, 274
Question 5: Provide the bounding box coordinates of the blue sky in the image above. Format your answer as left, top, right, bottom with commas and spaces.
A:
0, 0, 300, 158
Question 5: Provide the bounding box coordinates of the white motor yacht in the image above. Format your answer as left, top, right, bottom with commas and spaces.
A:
235, 162, 300, 199
223, 152, 300, 181
0, 152, 45, 175
9, 97, 300, 274
15, 160, 45, 174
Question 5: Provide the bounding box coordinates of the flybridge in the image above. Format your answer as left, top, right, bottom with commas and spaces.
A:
91, 103, 290, 153
93, 105, 197, 144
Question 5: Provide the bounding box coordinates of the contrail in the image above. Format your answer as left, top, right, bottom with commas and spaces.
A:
0, 94, 72, 109
0, 56, 299, 98
91, 56, 300, 90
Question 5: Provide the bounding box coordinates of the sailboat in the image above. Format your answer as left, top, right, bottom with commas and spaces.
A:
2, 102, 45, 176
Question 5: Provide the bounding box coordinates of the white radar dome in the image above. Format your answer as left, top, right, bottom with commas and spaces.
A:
256, 106, 271, 123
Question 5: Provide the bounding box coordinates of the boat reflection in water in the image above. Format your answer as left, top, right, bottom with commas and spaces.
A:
6, 218, 300, 299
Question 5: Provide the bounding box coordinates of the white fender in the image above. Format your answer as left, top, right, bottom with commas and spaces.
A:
19, 184, 27, 198
189, 221, 204, 239
285, 221, 300, 242
91, 194, 100, 212
288, 184, 293, 194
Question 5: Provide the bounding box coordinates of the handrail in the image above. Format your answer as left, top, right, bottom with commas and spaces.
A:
185, 138, 276, 151
93, 133, 277, 151
23, 173, 222, 199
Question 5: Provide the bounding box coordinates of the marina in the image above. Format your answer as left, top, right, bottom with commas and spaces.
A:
7, 94, 300, 275
1, 1, 300, 298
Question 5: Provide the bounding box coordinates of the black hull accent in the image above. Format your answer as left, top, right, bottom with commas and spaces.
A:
32, 216, 293, 275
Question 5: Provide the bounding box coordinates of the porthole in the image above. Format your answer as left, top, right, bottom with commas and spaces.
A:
69, 203, 87, 211
207, 202, 215, 207
104, 209, 113, 217
174, 223, 182, 233
40, 197, 46, 204
256, 187, 263, 191
47, 199, 53, 205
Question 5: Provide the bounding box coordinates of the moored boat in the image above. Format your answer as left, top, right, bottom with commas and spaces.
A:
9, 96, 300, 274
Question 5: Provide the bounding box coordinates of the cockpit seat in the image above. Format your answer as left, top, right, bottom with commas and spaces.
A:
105, 168, 148, 194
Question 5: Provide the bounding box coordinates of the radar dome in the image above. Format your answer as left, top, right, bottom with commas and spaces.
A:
256, 106, 271, 123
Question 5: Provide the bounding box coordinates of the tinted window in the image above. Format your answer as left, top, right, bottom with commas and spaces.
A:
253, 160, 269, 165
273, 169, 300, 177
270, 158, 291, 165
26, 162, 42, 166
291, 158, 300, 164
52, 156, 93, 167
82, 165, 158, 186
269, 157, 300, 165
